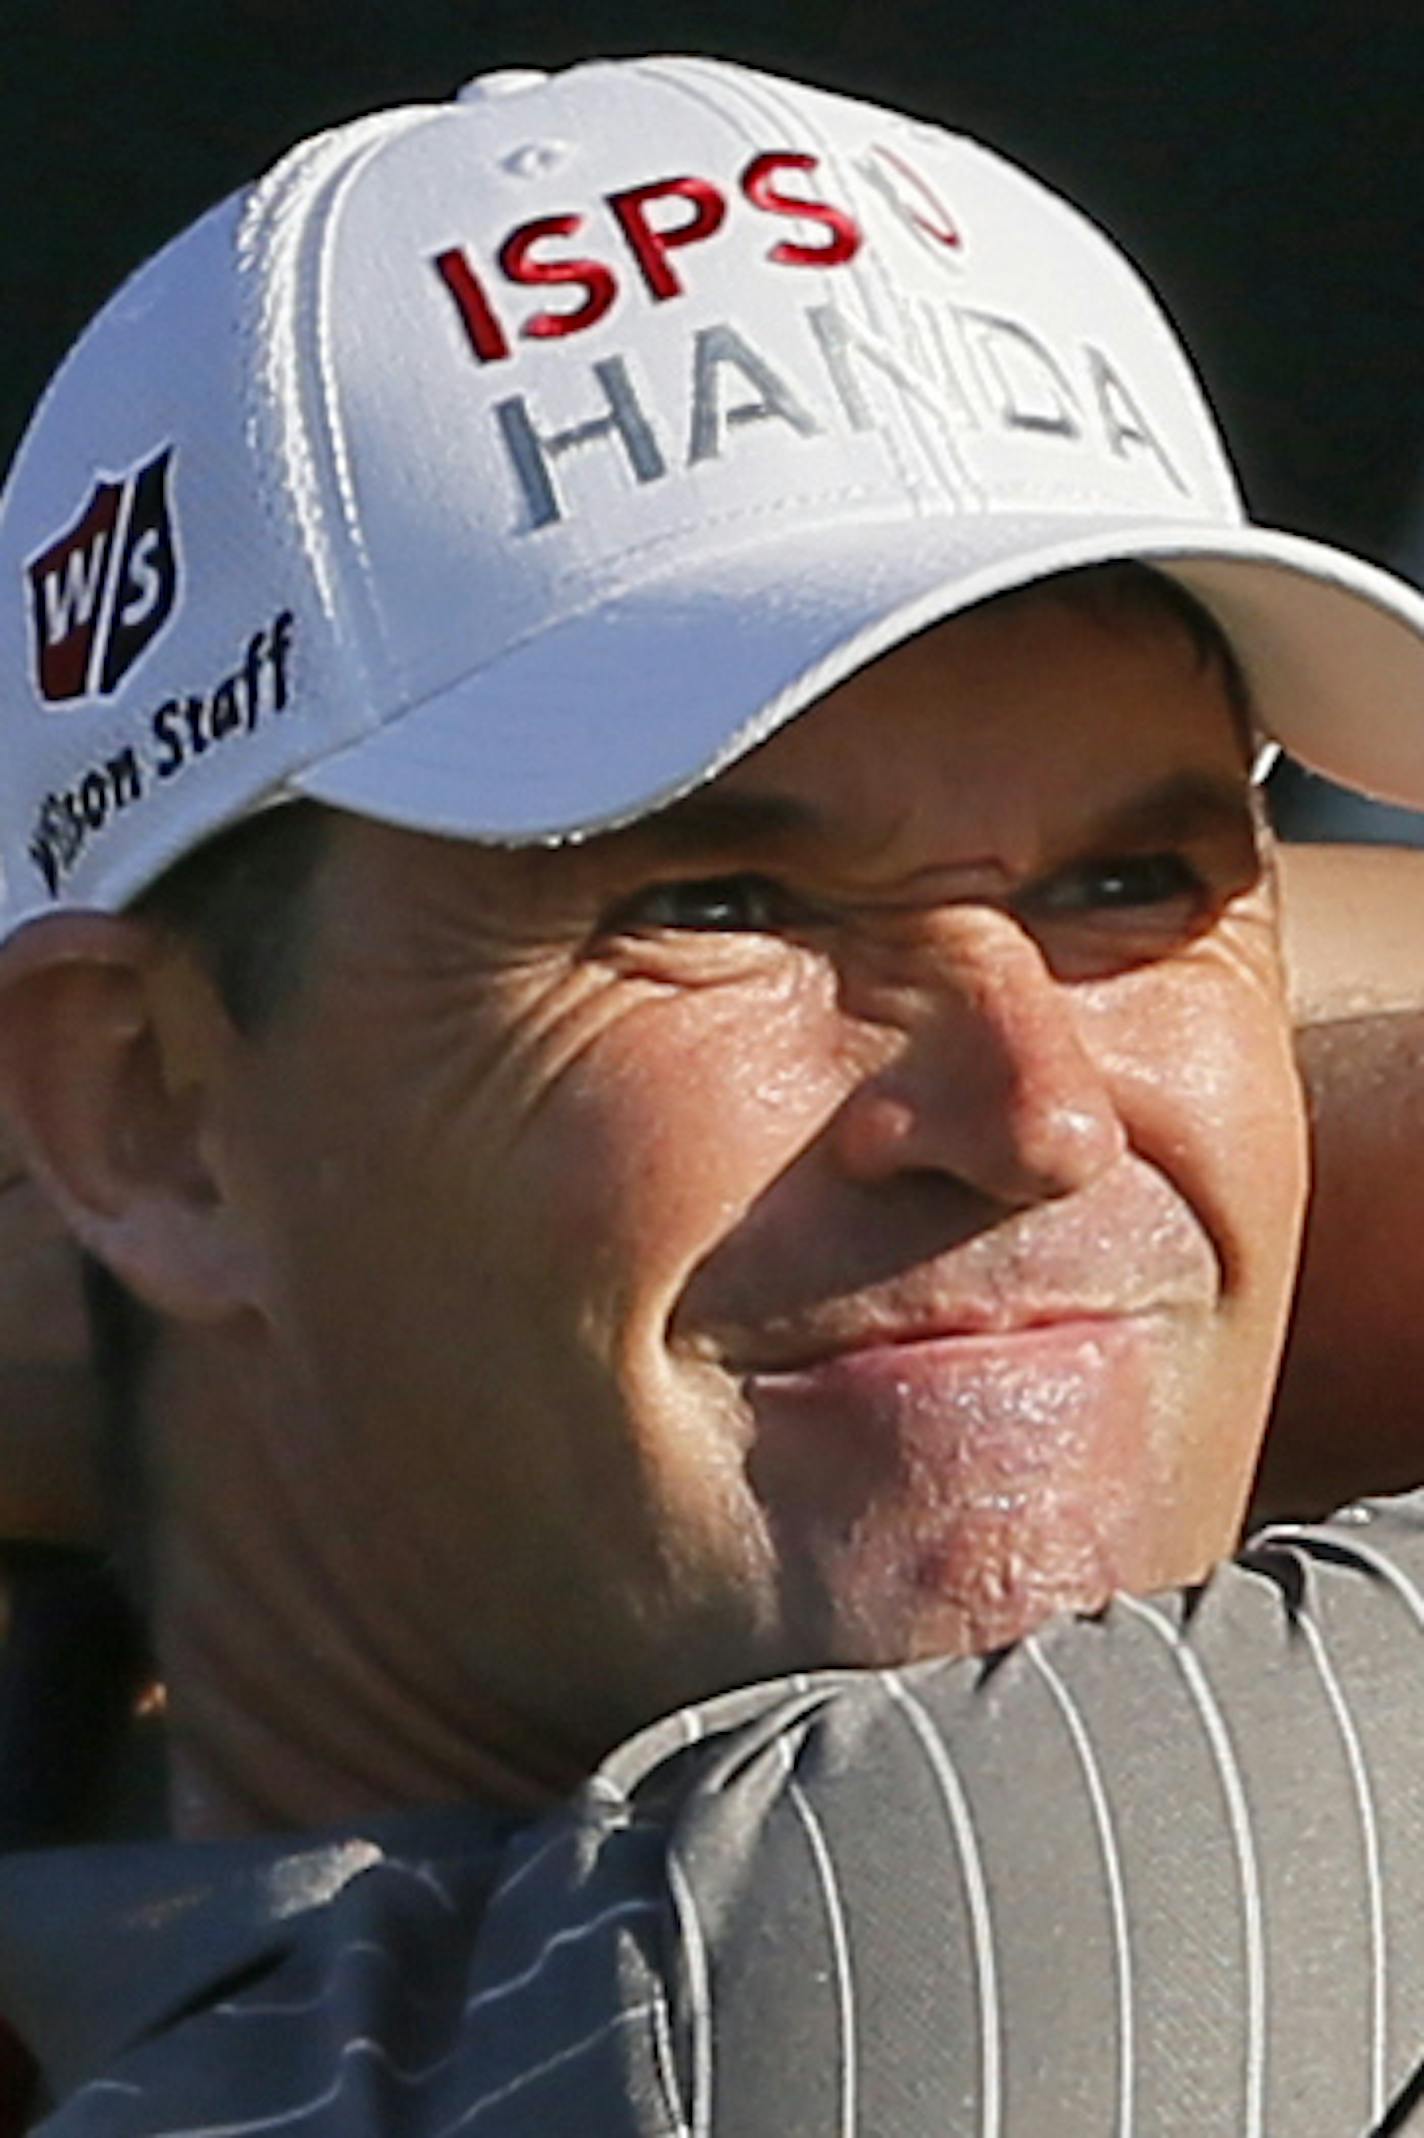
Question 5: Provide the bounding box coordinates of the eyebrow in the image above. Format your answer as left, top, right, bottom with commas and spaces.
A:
635, 767, 1258, 867
629, 788, 825, 858
1081, 769, 1261, 854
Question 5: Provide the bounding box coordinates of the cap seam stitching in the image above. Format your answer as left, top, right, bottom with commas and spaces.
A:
717, 61, 972, 511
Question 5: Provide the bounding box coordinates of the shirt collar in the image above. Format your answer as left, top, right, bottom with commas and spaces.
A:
0, 1802, 515, 2106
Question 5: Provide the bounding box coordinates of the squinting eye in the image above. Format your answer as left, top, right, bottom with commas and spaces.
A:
611, 874, 796, 933
1032, 852, 1207, 916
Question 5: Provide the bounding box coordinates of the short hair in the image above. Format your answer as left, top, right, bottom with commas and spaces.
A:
135, 797, 334, 1035
85, 559, 1255, 1611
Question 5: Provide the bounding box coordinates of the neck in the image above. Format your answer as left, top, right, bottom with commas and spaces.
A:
162, 1668, 558, 1841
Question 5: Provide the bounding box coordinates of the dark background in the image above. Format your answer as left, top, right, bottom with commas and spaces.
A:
6, 0, 1424, 570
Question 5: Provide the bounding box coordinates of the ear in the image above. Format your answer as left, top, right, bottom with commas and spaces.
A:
0, 914, 263, 1323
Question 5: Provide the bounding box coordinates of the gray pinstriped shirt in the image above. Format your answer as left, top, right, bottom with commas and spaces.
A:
5, 1496, 1424, 2134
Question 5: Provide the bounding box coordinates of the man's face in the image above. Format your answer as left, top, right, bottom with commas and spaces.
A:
208, 588, 1305, 1776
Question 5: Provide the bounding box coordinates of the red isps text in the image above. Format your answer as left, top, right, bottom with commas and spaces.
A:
434, 151, 863, 364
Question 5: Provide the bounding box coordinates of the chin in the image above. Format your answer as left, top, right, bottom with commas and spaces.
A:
799, 1505, 1131, 1668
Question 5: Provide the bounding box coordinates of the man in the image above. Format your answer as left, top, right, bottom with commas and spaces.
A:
5, 52, 1424, 2134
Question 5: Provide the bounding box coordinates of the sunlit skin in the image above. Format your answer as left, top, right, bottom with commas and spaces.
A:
119, 587, 1308, 1830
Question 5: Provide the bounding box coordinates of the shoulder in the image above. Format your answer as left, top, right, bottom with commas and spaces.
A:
573, 1495, 1424, 2133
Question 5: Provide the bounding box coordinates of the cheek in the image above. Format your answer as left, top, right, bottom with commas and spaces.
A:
1086, 957, 1307, 1307
1057, 956, 1306, 1564
513, 975, 855, 1329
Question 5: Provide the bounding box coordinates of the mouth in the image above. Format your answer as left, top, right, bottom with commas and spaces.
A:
739, 1314, 1162, 1435
732, 1306, 1158, 1382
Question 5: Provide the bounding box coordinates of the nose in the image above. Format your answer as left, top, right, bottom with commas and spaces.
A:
830, 907, 1127, 1207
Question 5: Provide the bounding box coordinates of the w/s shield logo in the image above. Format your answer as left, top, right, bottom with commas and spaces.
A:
27, 448, 178, 705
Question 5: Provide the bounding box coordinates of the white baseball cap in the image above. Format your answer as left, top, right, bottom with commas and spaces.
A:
4, 52, 1424, 936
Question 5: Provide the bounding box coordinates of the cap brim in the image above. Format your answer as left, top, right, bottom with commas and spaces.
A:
291, 510, 1424, 842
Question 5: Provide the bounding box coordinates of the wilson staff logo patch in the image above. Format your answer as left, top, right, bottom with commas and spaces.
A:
27, 447, 179, 705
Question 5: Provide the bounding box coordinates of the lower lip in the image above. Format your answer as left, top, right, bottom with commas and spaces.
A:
742, 1317, 1157, 1484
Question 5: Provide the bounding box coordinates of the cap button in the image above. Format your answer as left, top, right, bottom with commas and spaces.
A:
455, 69, 550, 104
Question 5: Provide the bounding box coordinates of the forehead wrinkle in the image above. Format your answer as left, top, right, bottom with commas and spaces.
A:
628, 784, 961, 901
